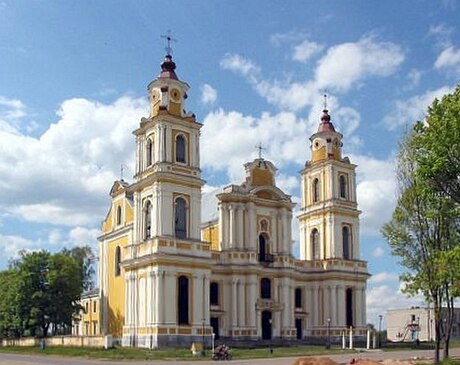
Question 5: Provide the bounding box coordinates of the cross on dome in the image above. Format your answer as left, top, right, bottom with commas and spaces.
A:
255, 143, 266, 159
161, 30, 177, 56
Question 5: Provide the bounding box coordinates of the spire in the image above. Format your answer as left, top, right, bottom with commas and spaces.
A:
158, 31, 179, 80
317, 94, 336, 133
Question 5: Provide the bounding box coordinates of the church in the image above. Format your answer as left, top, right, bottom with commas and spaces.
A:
96, 51, 369, 348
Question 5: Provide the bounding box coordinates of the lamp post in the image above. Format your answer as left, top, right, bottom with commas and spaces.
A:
326, 317, 331, 349
378, 315, 383, 348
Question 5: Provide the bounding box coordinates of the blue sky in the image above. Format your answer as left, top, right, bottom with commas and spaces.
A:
1, 0, 460, 326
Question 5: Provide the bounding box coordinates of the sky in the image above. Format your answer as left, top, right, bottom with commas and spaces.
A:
1, 0, 460, 327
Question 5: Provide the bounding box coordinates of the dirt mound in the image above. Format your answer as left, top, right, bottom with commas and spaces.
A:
292, 357, 339, 365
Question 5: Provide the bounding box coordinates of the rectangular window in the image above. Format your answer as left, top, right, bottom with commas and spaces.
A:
93, 301, 97, 313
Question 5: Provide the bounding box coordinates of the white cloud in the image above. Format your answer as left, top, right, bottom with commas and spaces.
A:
0, 95, 147, 226
382, 86, 454, 130
220, 35, 403, 114
292, 40, 324, 63
373, 246, 385, 258
201, 108, 307, 181
367, 283, 425, 326
406, 69, 422, 89
351, 154, 397, 236
428, 23, 454, 48
0, 234, 39, 258
200, 83, 218, 105
369, 272, 399, 284
270, 30, 308, 46
220, 54, 260, 81
434, 46, 460, 75
315, 35, 404, 92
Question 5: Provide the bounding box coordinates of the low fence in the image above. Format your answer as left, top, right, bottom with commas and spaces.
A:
0, 335, 113, 349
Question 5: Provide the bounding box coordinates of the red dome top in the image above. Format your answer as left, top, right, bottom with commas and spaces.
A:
158, 54, 178, 80
317, 109, 336, 133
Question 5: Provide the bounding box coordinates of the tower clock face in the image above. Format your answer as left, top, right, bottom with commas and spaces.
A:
313, 139, 321, 150
333, 138, 339, 148
170, 88, 181, 102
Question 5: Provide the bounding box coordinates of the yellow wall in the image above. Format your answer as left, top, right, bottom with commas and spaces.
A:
202, 224, 219, 251
81, 297, 100, 335
107, 236, 129, 337
251, 167, 273, 186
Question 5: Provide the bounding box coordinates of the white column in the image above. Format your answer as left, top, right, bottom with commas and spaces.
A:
361, 288, 366, 326
355, 288, 362, 327
281, 209, 289, 254
238, 279, 245, 327
165, 273, 176, 324
204, 275, 210, 324
324, 285, 331, 323
312, 286, 319, 327
125, 276, 131, 325
160, 125, 166, 162
277, 212, 283, 253
152, 273, 157, 324
281, 279, 289, 331
247, 202, 256, 250
229, 205, 236, 248
237, 205, 244, 249
218, 204, 224, 250
165, 125, 172, 162
193, 274, 203, 325
156, 271, 165, 325
247, 277, 257, 329
232, 280, 238, 327
330, 285, 337, 326
146, 271, 152, 325
271, 210, 278, 253
337, 285, 345, 327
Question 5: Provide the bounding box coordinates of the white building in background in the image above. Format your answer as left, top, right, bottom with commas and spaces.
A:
386, 307, 460, 342
95, 52, 370, 348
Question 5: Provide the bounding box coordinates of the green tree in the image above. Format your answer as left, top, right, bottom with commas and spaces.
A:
61, 245, 95, 292
382, 131, 459, 364
415, 85, 460, 204
0, 269, 21, 338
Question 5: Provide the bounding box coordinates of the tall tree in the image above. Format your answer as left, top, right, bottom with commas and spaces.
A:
382, 131, 458, 364
415, 85, 460, 204
62, 246, 95, 291
0, 269, 21, 338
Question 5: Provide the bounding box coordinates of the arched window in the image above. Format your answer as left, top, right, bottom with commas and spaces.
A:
258, 234, 266, 262
144, 201, 152, 239
260, 278, 271, 299
343, 226, 351, 260
339, 175, 347, 199
146, 139, 154, 166
174, 197, 187, 238
116, 205, 122, 225
210, 282, 219, 306
115, 246, 121, 276
175, 135, 186, 163
178, 276, 189, 324
311, 228, 320, 259
313, 178, 320, 203
295, 288, 302, 308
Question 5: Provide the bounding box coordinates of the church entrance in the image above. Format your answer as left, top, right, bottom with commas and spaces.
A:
295, 318, 303, 339
210, 317, 220, 339
261, 310, 272, 340
346, 288, 353, 327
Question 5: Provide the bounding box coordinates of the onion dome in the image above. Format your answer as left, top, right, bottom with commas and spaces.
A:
158, 54, 178, 80
317, 109, 336, 133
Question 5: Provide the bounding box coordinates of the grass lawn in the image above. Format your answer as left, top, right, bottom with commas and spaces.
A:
0, 344, 356, 361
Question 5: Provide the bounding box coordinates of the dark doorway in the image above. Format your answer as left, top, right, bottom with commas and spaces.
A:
260, 278, 271, 299
295, 318, 303, 339
261, 310, 272, 340
210, 317, 220, 339
178, 276, 189, 324
346, 288, 353, 327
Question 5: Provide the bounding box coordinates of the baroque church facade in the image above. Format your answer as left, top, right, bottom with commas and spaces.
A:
97, 53, 369, 348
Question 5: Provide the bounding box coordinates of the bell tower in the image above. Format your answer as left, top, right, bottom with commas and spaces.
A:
132, 53, 204, 241
298, 107, 360, 261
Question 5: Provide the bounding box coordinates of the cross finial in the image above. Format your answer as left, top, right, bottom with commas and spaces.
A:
161, 30, 177, 56
255, 143, 266, 159
323, 93, 328, 110
120, 164, 124, 181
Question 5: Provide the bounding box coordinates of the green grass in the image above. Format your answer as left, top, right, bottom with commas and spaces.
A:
0, 344, 356, 361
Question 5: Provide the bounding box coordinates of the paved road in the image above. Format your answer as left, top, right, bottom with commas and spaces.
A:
0, 348, 458, 365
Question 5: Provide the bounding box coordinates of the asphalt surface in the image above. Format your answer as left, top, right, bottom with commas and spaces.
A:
0, 348, 458, 365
